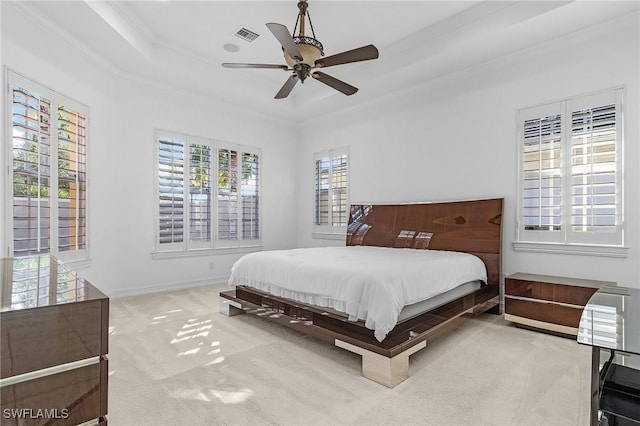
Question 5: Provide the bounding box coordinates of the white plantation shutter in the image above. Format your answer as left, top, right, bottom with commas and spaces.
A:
241, 152, 260, 241
217, 147, 238, 244
314, 157, 330, 227
155, 132, 260, 252
522, 112, 562, 233
331, 154, 348, 227
11, 82, 52, 256
571, 105, 616, 233
8, 71, 89, 260
216, 146, 261, 246
314, 147, 349, 235
517, 88, 623, 247
158, 134, 185, 247
188, 142, 212, 244
57, 101, 87, 253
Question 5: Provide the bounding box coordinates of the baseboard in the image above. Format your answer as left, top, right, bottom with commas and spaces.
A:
108, 275, 230, 299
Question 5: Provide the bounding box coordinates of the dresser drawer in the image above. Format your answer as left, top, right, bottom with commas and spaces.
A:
1, 299, 108, 378
505, 298, 585, 329
0, 357, 108, 426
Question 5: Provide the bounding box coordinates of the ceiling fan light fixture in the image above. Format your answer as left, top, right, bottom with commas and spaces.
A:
284, 38, 323, 67
221, 0, 379, 99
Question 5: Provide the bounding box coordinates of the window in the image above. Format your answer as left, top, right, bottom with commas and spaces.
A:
155, 130, 261, 253
5, 256, 83, 310
516, 88, 624, 252
7, 71, 88, 261
313, 147, 349, 236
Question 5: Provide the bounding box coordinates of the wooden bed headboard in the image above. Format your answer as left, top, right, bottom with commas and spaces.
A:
346, 198, 503, 286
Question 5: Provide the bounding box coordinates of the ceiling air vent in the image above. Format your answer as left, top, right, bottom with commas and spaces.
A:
234, 27, 260, 43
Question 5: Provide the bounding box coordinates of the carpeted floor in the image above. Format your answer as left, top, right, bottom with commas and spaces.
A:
107, 284, 591, 425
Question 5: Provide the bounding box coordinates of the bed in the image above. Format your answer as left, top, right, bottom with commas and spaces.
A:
220, 198, 503, 387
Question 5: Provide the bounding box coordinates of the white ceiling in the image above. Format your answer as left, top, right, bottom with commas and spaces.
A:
4, 1, 639, 124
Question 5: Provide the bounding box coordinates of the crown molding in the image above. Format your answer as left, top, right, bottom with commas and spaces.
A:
5, 1, 125, 78
3, 1, 297, 126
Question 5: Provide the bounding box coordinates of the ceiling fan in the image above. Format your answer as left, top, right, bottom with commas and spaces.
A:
222, 0, 379, 99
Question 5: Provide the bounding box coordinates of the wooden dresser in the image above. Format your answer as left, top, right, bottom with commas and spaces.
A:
504, 272, 614, 337
1, 256, 109, 425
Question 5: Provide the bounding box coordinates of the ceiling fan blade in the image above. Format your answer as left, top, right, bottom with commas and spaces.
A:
222, 63, 289, 70
315, 45, 379, 68
312, 72, 358, 96
275, 75, 299, 99
266, 23, 303, 61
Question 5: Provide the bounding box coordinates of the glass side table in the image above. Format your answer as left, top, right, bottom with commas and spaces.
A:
577, 285, 640, 426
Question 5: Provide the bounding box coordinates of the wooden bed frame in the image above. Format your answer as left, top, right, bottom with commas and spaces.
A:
220, 198, 503, 387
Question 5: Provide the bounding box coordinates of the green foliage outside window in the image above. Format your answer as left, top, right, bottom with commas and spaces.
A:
190, 145, 210, 190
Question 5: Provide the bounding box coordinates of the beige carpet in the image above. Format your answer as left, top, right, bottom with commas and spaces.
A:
107, 284, 591, 425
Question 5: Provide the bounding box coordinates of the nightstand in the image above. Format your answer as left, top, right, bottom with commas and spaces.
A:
504, 272, 614, 336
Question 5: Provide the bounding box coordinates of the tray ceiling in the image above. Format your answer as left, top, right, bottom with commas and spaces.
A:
3, 1, 638, 124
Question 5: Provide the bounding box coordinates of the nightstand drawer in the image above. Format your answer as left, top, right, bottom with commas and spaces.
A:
505, 278, 599, 306
505, 298, 584, 329
504, 272, 614, 337
504, 277, 610, 306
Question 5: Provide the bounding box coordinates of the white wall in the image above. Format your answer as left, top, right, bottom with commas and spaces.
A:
109, 78, 298, 297
297, 13, 640, 288
2, 4, 298, 297
3, 4, 639, 296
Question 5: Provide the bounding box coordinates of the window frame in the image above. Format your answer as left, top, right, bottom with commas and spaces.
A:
153, 129, 262, 257
515, 87, 626, 257
4, 69, 90, 263
312, 146, 349, 239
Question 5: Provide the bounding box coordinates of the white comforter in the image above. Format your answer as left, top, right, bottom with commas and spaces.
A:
228, 246, 487, 342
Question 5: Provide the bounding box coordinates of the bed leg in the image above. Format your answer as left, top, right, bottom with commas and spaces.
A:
219, 299, 245, 317
335, 339, 426, 388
